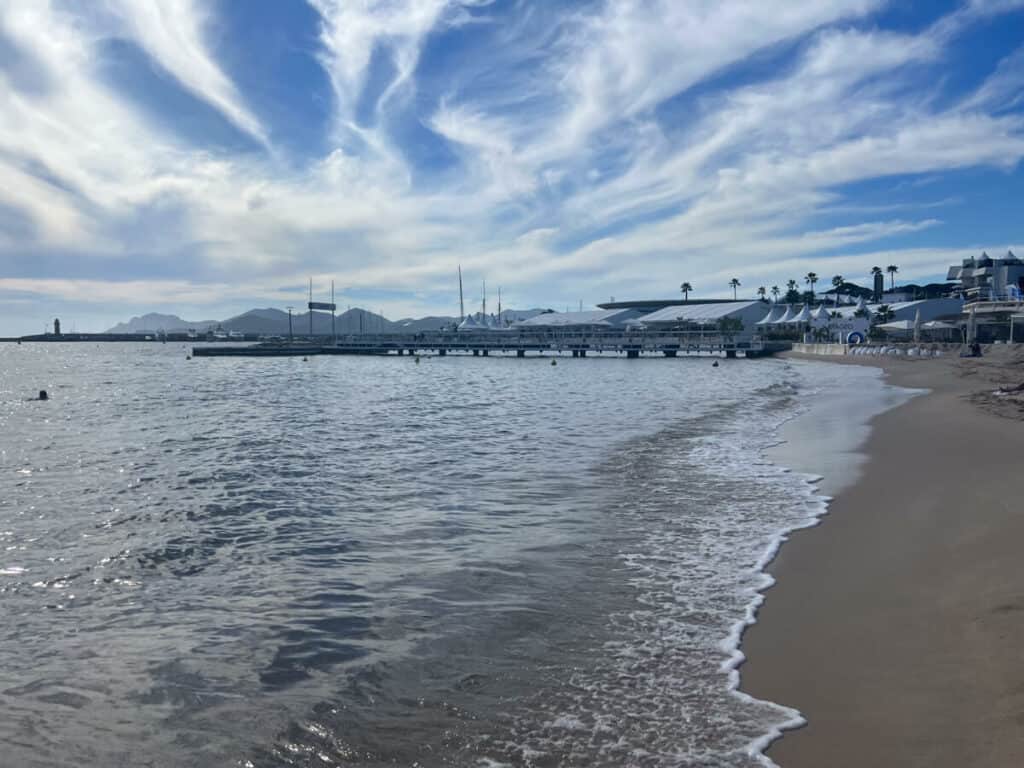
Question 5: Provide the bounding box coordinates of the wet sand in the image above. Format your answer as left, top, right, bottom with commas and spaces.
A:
743, 345, 1024, 767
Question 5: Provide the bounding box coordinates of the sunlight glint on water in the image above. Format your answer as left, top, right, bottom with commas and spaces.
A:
0, 344, 882, 767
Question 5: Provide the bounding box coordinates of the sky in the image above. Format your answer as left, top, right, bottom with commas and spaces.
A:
1, 0, 1024, 334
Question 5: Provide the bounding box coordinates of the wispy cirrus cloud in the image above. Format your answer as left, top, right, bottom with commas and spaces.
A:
0, 1, 1023, 334
98, 0, 268, 144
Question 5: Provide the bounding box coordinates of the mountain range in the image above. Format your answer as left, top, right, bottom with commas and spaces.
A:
106, 308, 546, 335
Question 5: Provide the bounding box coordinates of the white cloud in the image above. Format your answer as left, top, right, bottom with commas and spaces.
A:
1, 0, 1024, 332
961, 45, 1024, 113
101, 0, 267, 144
309, 0, 462, 125
554, 0, 883, 146
0, 158, 93, 247
0, 2, 177, 246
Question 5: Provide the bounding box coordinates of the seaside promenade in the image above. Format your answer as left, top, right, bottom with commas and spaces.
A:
743, 345, 1024, 766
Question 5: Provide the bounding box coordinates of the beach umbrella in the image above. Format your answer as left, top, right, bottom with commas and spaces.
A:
922, 320, 956, 342
912, 308, 921, 344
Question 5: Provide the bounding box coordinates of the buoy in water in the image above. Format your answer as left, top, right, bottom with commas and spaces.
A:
302, 356, 308, 361
712, 361, 719, 367
551, 359, 557, 366
186, 355, 192, 360
415, 356, 421, 363
37, 390, 48, 401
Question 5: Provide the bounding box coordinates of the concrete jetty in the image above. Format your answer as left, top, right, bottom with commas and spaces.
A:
191, 330, 788, 359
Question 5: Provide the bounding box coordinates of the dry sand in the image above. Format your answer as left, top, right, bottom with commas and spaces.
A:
742, 344, 1024, 767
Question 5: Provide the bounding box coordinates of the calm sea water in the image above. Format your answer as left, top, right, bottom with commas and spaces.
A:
0, 343, 880, 767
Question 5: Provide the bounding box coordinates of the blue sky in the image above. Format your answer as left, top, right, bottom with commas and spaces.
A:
1, 0, 1023, 334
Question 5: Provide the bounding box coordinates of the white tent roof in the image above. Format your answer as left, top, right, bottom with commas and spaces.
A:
812, 305, 831, 320
639, 300, 762, 325
756, 305, 787, 325
790, 305, 812, 323
921, 320, 957, 330
775, 305, 797, 323
514, 308, 639, 328
457, 314, 481, 331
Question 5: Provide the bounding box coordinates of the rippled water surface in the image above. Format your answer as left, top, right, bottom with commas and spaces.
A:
1, 343, 863, 767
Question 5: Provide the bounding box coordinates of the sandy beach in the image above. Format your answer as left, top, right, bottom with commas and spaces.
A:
743, 344, 1024, 767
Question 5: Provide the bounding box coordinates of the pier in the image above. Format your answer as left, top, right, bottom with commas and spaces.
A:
191, 330, 788, 358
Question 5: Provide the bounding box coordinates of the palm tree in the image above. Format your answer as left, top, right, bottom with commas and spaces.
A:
771, 285, 780, 302
729, 278, 741, 300
886, 264, 899, 291
680, 282, 693, 301
831, 274, 844, 306
804, 272, 818, 299
757, 286, 767, 301
869, 265, 883, 300
875, 304, 894, 324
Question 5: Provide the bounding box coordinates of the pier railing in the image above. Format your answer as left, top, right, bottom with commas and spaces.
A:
192, 328, 791, 358
323, 328, 770, 355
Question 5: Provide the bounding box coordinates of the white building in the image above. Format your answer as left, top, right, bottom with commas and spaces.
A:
636, 300, 768, 340
513, 308, 643, 330
947, 251, 1024, 302
831, 298, 963, 323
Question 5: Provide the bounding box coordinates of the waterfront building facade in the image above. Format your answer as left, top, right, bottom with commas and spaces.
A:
947, 251, 1024, 302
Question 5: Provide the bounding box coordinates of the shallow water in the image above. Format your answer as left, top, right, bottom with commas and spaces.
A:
0, 343, 892, 767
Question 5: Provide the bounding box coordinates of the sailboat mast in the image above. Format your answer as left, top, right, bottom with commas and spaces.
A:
458, 265, 465, 321
308, 277, 313, 338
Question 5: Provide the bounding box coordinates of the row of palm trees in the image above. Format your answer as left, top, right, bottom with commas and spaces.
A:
681, 265, 900, 303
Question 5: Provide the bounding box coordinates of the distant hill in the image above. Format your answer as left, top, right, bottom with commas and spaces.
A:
219, 308, 296, 335
107, 307, 545, 335
106, 313, 216, 333
220, 307, 398, 335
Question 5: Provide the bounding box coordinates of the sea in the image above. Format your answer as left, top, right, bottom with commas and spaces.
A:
0, 343, 910, 767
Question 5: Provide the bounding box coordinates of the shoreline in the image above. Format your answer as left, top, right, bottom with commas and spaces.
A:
741, 346, 1024, 767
